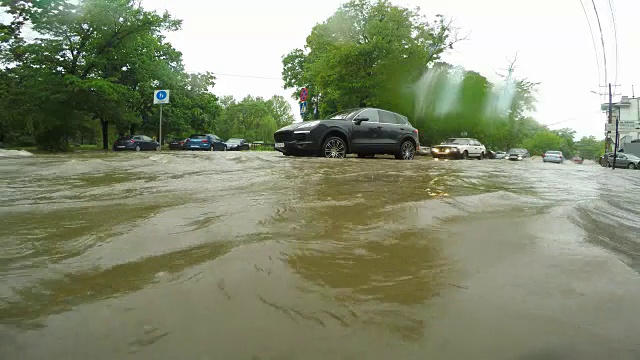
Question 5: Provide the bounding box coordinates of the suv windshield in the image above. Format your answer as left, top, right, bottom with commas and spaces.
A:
327, 109, 358, 120
443, 138, 468, 145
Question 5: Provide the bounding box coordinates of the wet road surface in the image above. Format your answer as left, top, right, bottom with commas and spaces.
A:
1, 150, 640, 359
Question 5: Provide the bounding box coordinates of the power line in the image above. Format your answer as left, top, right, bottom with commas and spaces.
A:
607, 0, 619, 94
590, 0, 608, 90
578, 0, 603, 93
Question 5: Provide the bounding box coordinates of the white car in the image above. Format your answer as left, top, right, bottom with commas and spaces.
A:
431, 138, 486, 160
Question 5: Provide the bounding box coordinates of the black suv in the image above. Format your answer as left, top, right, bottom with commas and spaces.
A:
273, 107, 420, 160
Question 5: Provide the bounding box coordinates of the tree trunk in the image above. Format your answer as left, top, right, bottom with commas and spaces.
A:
101, 119, 109, 150
130, 124, 135, 135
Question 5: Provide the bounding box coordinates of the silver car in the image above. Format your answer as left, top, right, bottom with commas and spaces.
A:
543, 150, 564, 163
607, 153, 640, 169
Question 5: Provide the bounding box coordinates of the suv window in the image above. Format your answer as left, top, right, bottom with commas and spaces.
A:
355, 109, 379, 123
379, 111, 398, 124
394, 114, 408, 125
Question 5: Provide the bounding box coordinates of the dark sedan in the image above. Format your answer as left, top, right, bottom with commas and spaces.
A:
273, 107, 420, 160
113, 135, 160, 151
507, 148, 530, 161
168, 138, 187, 150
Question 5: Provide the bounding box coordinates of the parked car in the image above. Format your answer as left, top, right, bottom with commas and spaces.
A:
112, 135, 160, 151
168, 138, 187, 150
507, 148, 530, 161
273, 107, 420, 160
494, 151, 506, 159
542, 150, 564, 163
607, 153, 639, 169
184, 134, 227, 151
599, 152, 613, 167
484, 150, 497, 159
572, 156, 583, 164
431, 138, 486, 159
225, 138, 250, 151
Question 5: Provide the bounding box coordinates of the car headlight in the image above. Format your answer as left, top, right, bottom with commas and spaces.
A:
296, 120, 320, 129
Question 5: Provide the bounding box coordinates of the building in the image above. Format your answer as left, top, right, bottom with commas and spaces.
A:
601, 96, 640, 149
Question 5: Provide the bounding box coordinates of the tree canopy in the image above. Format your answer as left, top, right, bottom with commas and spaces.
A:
281, 0, 601, 156
0, 0, 294, 150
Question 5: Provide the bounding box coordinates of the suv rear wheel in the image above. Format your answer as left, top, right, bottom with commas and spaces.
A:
395, 140, 415, 160
323, 137, 347, 158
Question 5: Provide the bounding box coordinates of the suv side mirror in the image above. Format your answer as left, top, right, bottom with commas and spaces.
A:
354, 117, 369, 125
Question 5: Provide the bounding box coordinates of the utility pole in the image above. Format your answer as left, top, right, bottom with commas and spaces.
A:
611, 83, 620, 170
598, 84, 621, 155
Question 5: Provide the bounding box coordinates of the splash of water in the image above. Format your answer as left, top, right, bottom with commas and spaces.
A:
434, 67, 465, 117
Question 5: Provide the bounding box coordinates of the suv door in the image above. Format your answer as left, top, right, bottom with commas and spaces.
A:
378, 110, 402, 152
351, 109, 382, 152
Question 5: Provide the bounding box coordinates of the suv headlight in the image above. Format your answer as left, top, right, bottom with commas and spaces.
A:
297, 121, 320, 129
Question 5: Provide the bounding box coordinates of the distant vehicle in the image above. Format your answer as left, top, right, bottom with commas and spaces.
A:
572, 156, 583, 164
431, 138, 486, 159
185, 134, 227, 151
113, 135, 160, 152
507, 148, 530, 161
225, 138, 250, 151
484, 150, 497, 159
494, 151, 506, 159
272, 107, 420, 160
607, 153, 639, 169
168, 138, 187, 150
542, 150, 564, 163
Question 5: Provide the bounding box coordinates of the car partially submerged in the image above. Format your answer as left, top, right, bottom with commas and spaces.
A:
542, 150, 564, 163
507, 148, 530, 161
273, 107, 420, 160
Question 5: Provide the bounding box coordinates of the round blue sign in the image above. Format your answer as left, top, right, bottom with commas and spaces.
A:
156, 91, 167, 100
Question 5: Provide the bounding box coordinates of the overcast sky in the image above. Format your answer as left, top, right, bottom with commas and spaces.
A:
143, 0, 637, 139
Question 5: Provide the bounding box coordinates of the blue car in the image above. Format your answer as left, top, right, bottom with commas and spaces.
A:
184, 134, 227, 151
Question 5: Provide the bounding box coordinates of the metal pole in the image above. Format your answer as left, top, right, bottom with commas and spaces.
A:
611, 83, 619, 170
159, 104, 163, 151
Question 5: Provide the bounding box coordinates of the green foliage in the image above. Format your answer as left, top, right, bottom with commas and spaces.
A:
0, 0, 294, 149
575, 136, 605, 160
282, 0, 464, 120
521, 131, 566, 156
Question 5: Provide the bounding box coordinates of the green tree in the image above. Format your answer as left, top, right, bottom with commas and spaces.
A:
521, 130, 567, 156
282, 0, 465, 119
575, 136, 605, 160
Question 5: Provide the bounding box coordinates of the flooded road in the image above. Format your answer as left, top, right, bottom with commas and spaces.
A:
1, 150, 640, 359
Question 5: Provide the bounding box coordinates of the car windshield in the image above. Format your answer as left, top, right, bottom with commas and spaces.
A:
508, 149, 525, 154
443, 138, 468, 145
189, 134, 207, 139
227, 139, 242, 143
326, 109, 358, 120
546, 151, 562, 155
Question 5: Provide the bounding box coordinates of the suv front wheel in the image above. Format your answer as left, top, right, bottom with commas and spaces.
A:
323, 136, 347, 158
395, 140, 415, 160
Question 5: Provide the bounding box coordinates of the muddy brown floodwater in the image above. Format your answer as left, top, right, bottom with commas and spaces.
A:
1, 149, 640, 359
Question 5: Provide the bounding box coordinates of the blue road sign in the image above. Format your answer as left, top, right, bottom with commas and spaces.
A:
154, 90, 170, 104
300, 101, 307, 116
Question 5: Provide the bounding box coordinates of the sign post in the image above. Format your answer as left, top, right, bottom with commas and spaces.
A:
154, 90, 170, 149
300, 87, 308, 118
